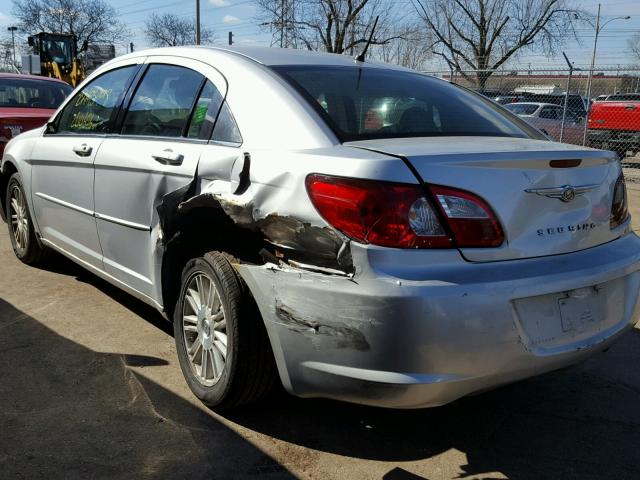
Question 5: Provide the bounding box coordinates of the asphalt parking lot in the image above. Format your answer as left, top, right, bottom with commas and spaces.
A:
1, 184, 640, 480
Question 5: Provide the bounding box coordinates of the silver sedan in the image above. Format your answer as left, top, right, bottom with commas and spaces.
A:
1, 46, 639, 409
504, 102, 585, 144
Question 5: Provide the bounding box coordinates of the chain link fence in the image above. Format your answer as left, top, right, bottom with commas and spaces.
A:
424, 67, 640, 170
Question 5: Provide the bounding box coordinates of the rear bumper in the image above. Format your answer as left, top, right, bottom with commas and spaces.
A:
588, 129, 640, 149
239, 233, 640, 408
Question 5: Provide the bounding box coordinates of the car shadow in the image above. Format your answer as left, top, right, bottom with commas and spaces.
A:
222, 328, 640, 479
37, 251, 173, 335
0, 298, 294, 479
21, 253, 640, 479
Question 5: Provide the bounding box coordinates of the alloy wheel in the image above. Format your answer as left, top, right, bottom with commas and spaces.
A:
182, 272, 228, 386
9, 184, 29, 255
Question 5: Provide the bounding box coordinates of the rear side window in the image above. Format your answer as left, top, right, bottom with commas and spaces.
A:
274, 65, 534, 141
187, 81, 223, 140
539, 107, 560, 120
608, 94, 640, 101
56, 66, 137, 134
122, 64, 204, 137
211, 101, 242, 144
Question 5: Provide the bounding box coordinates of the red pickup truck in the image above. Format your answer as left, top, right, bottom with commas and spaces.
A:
587, 93, 640, 159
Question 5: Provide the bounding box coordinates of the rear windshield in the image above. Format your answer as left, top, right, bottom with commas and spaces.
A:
505, 104, 539, 115
273, 65, 535, 142
0, 78, 72, 109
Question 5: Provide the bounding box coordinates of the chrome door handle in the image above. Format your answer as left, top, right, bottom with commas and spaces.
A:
72, 144, 92, 157
152, 149, 183, 165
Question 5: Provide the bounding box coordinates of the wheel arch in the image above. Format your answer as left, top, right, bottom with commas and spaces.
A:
0, 159, 19, 222
159, 203, 265, 320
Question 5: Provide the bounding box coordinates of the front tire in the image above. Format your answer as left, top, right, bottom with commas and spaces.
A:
5, 173, 48, 265
173, 251, 277, 410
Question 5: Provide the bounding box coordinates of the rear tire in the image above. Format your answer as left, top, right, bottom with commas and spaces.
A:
5, 173, 48, 265
173, 251, 277, 410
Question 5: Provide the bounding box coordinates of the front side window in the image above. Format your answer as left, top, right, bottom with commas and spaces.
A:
56, 66, 137, 134
539, 107, 560, 120
122, 64, 204, 137
274, 65, 539, 141
504, 103, 539, 116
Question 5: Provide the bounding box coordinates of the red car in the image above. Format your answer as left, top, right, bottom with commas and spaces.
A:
587, 93, 640, 159
0, 73, 73, 155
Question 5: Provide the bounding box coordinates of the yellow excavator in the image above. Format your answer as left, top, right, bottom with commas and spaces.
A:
27, 32, 87, 87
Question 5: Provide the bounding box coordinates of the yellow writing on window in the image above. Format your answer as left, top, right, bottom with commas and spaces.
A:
70, 111, 101, 131
74, 87, 113, 107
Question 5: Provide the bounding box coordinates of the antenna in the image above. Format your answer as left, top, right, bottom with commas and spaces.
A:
355, 16, 379, 63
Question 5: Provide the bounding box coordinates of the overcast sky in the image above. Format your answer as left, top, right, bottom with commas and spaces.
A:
0, 0, 638, 70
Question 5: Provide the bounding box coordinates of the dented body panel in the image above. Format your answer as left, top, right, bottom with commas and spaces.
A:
239, 235, 640, 408
4, 45, 640, 409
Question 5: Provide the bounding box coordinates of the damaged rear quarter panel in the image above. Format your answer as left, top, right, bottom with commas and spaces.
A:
189, 146, 418, 268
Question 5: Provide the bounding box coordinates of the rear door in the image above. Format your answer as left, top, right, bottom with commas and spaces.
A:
93, 57, 228, 299
30, 63, 140, 268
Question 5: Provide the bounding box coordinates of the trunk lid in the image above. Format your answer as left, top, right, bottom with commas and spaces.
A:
0, 108, 54, 155
0, 108, 54, 144
588, 101, 640, 131
345, 137, 622, 262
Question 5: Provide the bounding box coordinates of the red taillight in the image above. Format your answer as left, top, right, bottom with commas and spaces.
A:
430, 185, 504, 247
611, 173, 629, 229
305, 174, 504, 249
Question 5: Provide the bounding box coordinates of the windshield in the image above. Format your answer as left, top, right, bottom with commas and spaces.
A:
274, 65, 535, 141
41, 38, 73, 66
504, 103, 539, 116
0, 78, 72, 109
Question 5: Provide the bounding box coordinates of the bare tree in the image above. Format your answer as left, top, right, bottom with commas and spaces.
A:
12, 0, 126, 46
376, 23, 434, 70
256, 0, 405, 54
629, 33, 640, 63
145, 13, 214, 47
413, 0, 584, 89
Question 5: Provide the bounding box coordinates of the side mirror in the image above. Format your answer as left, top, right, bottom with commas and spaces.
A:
27, 36, 34, 47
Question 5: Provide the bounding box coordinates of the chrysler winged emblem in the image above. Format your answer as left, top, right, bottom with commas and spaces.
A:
525, 184, 599, 203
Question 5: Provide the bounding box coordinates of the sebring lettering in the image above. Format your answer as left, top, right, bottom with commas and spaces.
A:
537, 223, 597, 236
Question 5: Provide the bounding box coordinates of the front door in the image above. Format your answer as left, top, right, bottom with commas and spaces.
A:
30, 64, 140, 268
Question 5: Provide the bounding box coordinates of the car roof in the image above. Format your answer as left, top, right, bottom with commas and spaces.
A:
113, 45, 414, 72
0, 72, 69, 85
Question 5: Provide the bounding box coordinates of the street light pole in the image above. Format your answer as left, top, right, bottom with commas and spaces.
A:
581, 4, 630, 145
7, 26, 18, 69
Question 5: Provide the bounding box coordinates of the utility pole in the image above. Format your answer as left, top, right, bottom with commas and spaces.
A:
582, 4, 630, 145
195, 0, 201, 45
7, 26, 17, 69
